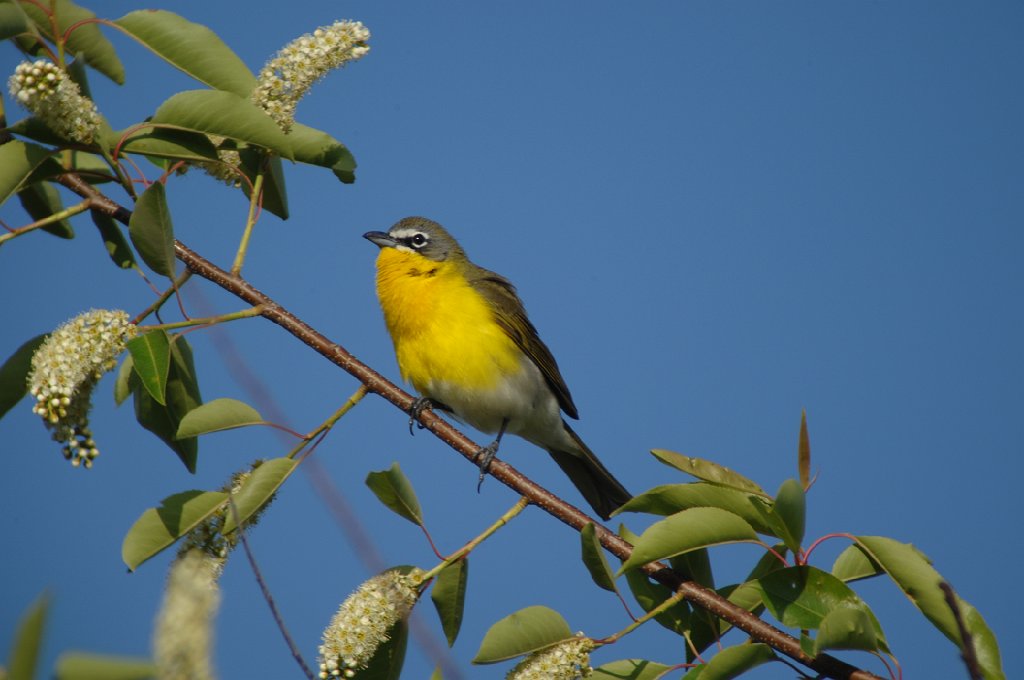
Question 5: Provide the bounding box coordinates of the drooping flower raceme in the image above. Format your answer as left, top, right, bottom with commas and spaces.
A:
28, 309, 136, 467
252, 20, 370, 132
8, 59, 101, 144
506, 636, 595, 680
153, 549, 222, 680
318, 569, 423, 678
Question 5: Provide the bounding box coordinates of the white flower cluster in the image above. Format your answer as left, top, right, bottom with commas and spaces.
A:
252, 20, 370, 132
318, 569, 423, 678
154, 550, 221, 680
8, 59, 101, 144
28, 309, 136, 467
507, 636, 595, 680
197, 134, 243, 186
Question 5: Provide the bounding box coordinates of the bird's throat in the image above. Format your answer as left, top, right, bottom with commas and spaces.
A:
373, 248, 521, 393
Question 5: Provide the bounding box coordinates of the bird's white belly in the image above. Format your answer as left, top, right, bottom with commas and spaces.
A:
424, 357, 574, 451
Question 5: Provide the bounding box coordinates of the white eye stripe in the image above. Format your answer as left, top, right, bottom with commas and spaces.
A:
390, 228, 426, 240
389, 228, 429, 249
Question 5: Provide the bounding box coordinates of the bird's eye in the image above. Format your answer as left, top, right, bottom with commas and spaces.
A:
410, 233, 427, 247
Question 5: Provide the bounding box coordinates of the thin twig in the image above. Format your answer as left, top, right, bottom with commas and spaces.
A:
132, 270, 193, 325
227, 497, 316, 680
0, 198, 92, 245
182, 283, 467, 680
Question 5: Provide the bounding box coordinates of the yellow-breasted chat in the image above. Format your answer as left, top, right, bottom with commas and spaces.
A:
364, 216, 630, 520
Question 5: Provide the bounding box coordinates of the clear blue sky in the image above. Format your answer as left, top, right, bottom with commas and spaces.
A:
1, 2, 1020, 678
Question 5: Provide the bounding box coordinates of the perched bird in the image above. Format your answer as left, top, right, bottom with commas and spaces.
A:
364, 217, 631, 519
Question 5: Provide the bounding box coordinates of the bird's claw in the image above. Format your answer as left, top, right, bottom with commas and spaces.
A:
407, 397, 434, 436
475, 440, 500, 493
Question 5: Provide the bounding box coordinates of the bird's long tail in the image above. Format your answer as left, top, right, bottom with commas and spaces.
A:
546, 421, 631, 520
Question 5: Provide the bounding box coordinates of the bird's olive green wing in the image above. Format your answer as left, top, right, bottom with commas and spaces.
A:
473, 269, 580, 420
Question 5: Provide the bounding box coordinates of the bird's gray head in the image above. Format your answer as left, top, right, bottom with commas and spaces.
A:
363, 216, 464, 262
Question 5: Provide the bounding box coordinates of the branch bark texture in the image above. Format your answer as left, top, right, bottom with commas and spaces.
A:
58, 173, 882, 680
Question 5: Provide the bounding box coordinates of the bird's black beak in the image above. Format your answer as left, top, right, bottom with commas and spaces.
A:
363, 231, 396, 248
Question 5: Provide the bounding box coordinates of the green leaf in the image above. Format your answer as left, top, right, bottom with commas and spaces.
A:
961, 599, 1005, 680
7, 112, 117, 149
0, 2, 29, 40
69, 151, 114, 182
113, 355, 134, 406
8, 592, 49, 680
832, 544, 883, 583
91, 211, 136, 269
352, 618, 408, 680
0, 333, 46, 421
592, 659, 674, 679
289, 123, 358, 183
239, 148, 289, 220
619, 507, 758, 573
688, 547, 786, 657
800, 632, 815, 657
66, 53, 93, 98
614, 520, 688, 639
853, 536, 1004, 678
17, 182, 75, 238
431, 558, 469, 647
770, 478, 805, 554
0, 141, 56, 207
473, 606, 573, 664
126, 330, 171, 405
133, 336, 202, 472
6, 144, 114, 184
649, 450, 767, 496
696, 643, 777, 680
814, 607, 879, 654
580, 523, 617, 592
669, 548, 714, 590
54, 653, 155, 680
129, 182, 176, 277
6, 117, 68, 148
113, 10, 256, 96
119, 128, 220, 164
615, 482, 776, 535
151, 90, 293, 159
176, 397, 264, 439
623, 567, 690, 637
365, 463, 424, 526
756, 565, 888, 651
797, 410, 811, 487
121, 490, 228, 570
19, 0, 125, 84
618, 523, 690, 636
757, 565, 848, 628
222, 457, 297, 534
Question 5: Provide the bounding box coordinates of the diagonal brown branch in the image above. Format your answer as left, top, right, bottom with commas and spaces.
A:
57, 172, 882, 680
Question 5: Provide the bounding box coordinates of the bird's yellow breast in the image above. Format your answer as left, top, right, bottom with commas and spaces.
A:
374, 248, 523, 396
